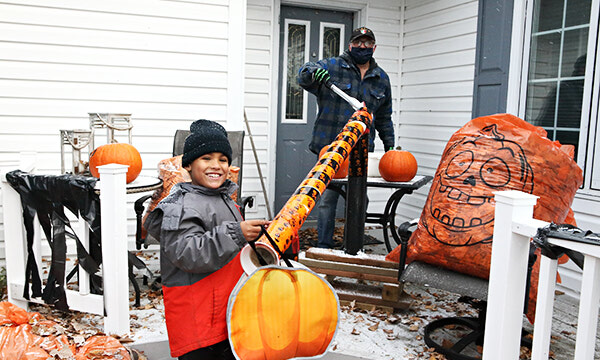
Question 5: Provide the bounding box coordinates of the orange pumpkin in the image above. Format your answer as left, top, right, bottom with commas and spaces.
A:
89, 143, 142, 183
228, 267, 339, 360
319, 146, 349, 179
378, 150, 418, 182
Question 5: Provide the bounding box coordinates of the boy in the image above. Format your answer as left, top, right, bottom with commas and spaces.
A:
145, 119, 269, 360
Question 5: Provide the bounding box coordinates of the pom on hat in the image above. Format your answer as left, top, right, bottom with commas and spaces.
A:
182, 120, 232, 167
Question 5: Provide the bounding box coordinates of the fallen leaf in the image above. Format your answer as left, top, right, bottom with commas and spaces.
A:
368, 322, 379, 331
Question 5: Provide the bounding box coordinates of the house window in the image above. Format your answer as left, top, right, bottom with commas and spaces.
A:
524, 0, 591, 159
282, 20, 310, 123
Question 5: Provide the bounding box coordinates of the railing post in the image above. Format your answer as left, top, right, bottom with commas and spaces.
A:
98, 164, 129, 336
574, 254, 600, 359
483, 190, 538, 360
531, 255, 558, 360
0, 171, 30, 310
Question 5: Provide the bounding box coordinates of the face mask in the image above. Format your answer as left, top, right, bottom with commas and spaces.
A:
349, 47, 374, 65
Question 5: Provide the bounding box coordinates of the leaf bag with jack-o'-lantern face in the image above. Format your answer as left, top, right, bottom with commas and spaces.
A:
386, 114, 583, 321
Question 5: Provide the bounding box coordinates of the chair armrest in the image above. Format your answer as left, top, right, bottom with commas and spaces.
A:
240, 196, 254, 218
398, 217, 419, 243
397, 217, 419, 281
134, 194, 153, 250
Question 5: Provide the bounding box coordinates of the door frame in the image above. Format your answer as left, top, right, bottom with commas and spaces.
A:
267, 0, 365, 213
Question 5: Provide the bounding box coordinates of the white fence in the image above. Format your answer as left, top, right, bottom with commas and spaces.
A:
484, 190, 599, 360
0, 164, 130, 335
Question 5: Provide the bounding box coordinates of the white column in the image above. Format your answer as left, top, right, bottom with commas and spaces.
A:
483, 190, 538, 360
0, 171, 29, 310
98, 164, 129, 336
226, 0, 247, 131
531, 255, 558, 360
573, 255, 600, 359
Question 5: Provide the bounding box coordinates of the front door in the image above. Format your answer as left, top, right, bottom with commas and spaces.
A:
274, 5, 353, 215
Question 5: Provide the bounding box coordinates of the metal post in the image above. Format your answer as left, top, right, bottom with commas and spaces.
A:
344, 134, 368, 255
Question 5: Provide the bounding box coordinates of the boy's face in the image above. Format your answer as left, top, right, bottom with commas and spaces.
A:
184, 152, 230, 189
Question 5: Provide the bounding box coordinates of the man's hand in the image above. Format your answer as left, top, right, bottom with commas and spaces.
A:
241, 219, 271, 242
313, 68, 330, 85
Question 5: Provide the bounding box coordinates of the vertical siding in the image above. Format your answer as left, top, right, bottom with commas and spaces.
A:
243, 0, 273, 218
394, 0, 479, 221
0, 0, 234, 259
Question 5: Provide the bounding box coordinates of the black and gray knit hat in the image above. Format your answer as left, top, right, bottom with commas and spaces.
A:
182, 119, 232, 167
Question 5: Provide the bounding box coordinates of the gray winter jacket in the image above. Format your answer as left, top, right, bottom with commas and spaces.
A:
144, 180, 246, 287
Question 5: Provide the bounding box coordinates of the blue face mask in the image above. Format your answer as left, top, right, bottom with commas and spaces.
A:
349, 47, 374, 65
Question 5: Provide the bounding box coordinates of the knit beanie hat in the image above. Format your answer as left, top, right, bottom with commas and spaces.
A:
182, 119, 232, 167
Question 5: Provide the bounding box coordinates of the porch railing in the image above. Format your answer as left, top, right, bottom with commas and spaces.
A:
0, 163, 130, 335
483, 190, 599, 360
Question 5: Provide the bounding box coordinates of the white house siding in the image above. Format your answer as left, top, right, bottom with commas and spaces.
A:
394, 0, 479, 222
0, 0, 241, 262
243, 0, 274, 218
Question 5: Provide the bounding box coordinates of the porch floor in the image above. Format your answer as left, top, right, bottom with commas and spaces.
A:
33, 226, 600, 359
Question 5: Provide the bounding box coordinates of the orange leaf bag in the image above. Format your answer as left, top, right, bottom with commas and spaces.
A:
386, 114, 583, 321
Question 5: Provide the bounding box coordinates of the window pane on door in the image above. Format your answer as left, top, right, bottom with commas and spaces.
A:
524, 0, 590, 157
286, 24, 306, 120
323, 27, 341, 58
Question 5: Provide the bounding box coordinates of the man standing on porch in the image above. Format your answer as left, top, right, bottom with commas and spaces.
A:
298, 26, 395, 249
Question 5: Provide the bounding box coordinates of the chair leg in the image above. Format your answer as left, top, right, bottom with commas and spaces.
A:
128, 262, 141, 308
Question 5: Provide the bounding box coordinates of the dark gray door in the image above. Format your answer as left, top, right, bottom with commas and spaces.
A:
274, 5, 353, 214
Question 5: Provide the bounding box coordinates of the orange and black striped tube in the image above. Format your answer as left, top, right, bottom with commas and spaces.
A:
259, 107, 372, 254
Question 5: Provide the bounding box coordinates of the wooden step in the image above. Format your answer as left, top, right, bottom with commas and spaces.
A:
299, 248, 411, 311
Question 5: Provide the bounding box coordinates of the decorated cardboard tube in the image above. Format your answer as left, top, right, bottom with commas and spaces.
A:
238, 108, 372, 269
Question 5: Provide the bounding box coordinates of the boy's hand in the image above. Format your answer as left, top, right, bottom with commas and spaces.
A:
241, 219, 271, 242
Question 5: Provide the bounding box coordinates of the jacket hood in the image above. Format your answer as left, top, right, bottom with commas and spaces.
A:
177, 180, 238, 198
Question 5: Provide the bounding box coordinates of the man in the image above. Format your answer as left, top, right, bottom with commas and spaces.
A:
297, 26, 395, 249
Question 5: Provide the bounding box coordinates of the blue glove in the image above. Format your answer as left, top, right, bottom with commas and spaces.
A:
313, 68, 330, 85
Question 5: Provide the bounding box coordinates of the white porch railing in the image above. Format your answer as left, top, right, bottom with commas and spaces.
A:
0, 164, 130, 335
483, 190, 599, 360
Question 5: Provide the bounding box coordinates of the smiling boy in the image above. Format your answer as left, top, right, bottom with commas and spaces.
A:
145, 119, 269, 360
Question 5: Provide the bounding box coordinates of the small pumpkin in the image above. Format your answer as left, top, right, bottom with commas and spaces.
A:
319, 146, 349, 179
89, 143, 142, 183
378, 150, 418, 182
228, 267, 339, 360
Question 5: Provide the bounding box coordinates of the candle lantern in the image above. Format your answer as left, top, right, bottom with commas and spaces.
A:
88, 113, 133, 149
59, 129, 93, 174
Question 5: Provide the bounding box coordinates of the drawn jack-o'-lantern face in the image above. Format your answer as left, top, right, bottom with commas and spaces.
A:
422, 125, 534, 246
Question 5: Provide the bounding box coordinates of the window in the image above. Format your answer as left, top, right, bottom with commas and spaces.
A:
319, 23, 344, 60
281, 19, 310, 123
521, 0, 599, 192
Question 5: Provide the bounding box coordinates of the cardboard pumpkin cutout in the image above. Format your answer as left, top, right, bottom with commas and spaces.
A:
227, 266, 339, 360
386, 114, 583, 321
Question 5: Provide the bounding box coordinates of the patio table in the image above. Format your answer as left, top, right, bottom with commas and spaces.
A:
328, 174, 433, 252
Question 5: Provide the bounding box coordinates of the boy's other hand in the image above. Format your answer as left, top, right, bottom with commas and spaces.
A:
241, 219, 271, 241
